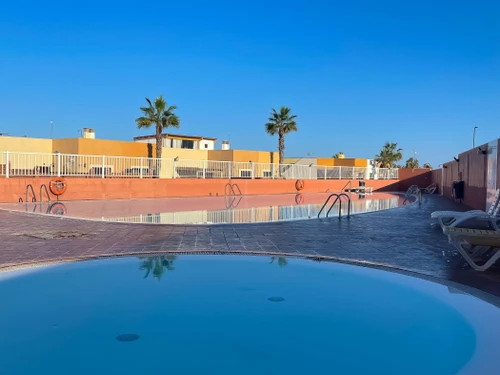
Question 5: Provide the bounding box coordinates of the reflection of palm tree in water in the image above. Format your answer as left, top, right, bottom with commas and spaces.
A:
269, 256, 288, 267
139, 255, 177, 280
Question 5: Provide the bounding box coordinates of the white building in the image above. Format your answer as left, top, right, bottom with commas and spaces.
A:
134, 133, 217, 150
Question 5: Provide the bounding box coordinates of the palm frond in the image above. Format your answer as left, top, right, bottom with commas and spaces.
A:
136, 116, 154, 129
154, 95, 166, 113
265, 122, 278, 135
137, 96, 180, 132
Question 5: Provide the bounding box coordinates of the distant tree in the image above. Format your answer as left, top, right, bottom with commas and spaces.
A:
423, 163, 432, 169
136, 95, 180, 159
375, 142, 403, 168
332, 152, 344, 158
265, 106, 298, 164
405, 157, 419, 169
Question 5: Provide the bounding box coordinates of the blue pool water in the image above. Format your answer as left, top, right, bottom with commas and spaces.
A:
0, 256, 499, 375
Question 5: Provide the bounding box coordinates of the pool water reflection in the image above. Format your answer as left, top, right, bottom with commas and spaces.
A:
1, 255, 499, 375
0, 192, 405, 225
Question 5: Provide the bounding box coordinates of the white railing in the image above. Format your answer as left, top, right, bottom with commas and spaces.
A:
0, 151, 398, 180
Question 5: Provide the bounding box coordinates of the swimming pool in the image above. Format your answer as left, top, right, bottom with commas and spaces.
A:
0, 192, 405, 224
0, 255, 498, 375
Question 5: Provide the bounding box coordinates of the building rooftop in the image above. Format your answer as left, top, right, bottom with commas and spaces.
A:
134, 133, 217, 141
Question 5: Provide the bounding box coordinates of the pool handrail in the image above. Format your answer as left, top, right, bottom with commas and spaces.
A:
318, 193, 351, 219
225, 182, 242, 197
341, 180, 352, 193
326, 193, 352, 219
25, 184, 36, 203
39, 184, 51, 203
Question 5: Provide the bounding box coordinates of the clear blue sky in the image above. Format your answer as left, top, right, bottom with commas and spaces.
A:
1, 0, 498, 167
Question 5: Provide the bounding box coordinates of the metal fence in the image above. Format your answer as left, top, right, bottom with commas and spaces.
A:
0, 151, 398, 180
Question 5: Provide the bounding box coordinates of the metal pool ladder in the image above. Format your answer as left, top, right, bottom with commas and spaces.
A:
39, 184, 51, 203
318, 193, 351, 219
225, 183, 242, 196
25, 184, 37, 203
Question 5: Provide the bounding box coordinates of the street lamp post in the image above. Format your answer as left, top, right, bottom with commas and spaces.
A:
473, 126, 478, 148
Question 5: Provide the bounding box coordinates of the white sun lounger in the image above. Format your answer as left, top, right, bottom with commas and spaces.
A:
431, 189, 500, 224
438, 211, 500, 233
422, 183, 437, 194
444, 226, 500, 271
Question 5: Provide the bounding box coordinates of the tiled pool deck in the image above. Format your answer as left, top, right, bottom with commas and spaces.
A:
0, 195, 499, 299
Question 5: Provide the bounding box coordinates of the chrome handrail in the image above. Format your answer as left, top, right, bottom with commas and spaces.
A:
225, 183, 235, 196
326, 193, 351, 218
318, 193, 351, 219
225, 183, 242, 196
232, 183, 242, 196
39, 184, 51, 203
341, 180, 352, 192
317, 193, 339, 218
26, 184, 36, 202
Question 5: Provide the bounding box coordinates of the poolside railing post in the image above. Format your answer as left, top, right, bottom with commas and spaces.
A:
140, 157, 143, 178
309, 165, 312, 180
5, 151, 9, 178
324, 165, 326, 180
172, 159, 176, 178
101, 155, 105, 178
203, 160, 206, 179
229, 161, 232, 180
339, 166, 341, 179
57, 152, 61, 177
251, 162, 254, 179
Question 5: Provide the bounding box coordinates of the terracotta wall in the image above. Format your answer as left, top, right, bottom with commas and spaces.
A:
0, 177, 398, 203
497, 139, 500, 190
440, 142, 489, 210
376, 168, 436, 193
397, 168, 435, 192
437, 139, 500, 210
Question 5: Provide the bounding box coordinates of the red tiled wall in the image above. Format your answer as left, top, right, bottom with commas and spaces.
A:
439, 140, 499, 210
497, 139, 500, 191
0, 177, 399, 203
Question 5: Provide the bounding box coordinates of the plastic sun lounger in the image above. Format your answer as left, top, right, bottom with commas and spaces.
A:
444, 226, 500, 271
422, 183, 437, 194
438, 211, 500, 233
431, 189, 500, 223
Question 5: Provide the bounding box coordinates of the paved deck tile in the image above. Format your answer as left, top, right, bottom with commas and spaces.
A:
0, 195, 499, 298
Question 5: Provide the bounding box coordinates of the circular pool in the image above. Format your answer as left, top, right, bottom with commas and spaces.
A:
1, 256, 498, 374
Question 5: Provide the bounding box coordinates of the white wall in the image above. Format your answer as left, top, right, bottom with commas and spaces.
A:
199, 139, 215, 150
135, 138, 156, 144
136, 137, 214, 150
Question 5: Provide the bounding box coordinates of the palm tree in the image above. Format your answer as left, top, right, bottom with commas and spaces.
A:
269, 256, 288, 267
332, 152, 344, 159
405, 157, 419, 169
135, 95, 180, 159
374, 142, 403, 168
265, 106, 298, 164
139, 255, 177, 281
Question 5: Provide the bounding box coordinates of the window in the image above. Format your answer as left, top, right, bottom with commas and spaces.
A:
204, 143, 208, 148
181, 140, 194, 149
239, 169, 252, 178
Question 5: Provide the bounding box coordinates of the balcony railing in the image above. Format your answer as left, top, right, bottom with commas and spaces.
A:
0, 151, 398, 180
